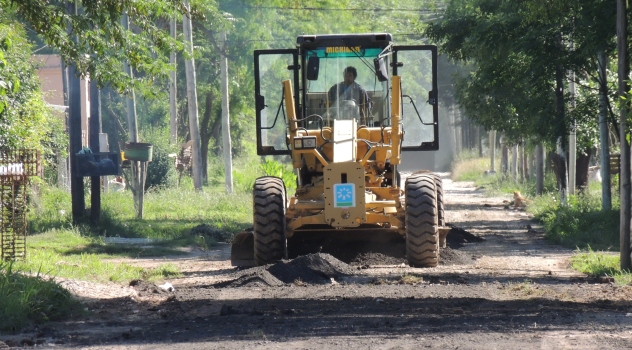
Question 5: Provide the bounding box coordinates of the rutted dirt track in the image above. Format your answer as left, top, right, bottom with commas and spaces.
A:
5, 177, 632, 349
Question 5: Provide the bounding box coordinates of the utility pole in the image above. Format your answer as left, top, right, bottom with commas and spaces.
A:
617, 0, 631, 270
170, 18, 177, 145
220, 29, 233, 193
598, 51, 611, 211
122, 11, 144, 218
182, 0, 204, 191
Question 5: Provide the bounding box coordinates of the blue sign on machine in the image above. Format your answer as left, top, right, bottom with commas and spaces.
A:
333, 183, 355, 208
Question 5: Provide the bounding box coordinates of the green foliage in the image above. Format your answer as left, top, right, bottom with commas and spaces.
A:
531, 193, 619, 251
0, 16, 66, 156
232, 155, 264, 193
141, 127, 178, 190
28, 185, 73, 233
424, 0, 617, 145
261, 158, 297, 191
570, 249, 632, 285
4, 0, 191, 94
0, 262, 83, 332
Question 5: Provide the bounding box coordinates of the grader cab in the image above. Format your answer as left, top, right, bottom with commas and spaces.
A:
232, 33, 447, 267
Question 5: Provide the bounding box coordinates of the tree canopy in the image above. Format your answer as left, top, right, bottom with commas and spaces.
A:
425, 0, 617, 148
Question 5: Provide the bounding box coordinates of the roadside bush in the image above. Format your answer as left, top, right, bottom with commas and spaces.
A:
28, 184, 72, 233
260, 158, 297, 191
140, 127, 178, 190
0, 263, 82, 332
531, 193, 619, 250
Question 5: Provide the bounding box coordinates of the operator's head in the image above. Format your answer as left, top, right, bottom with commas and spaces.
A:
343, 66, 357, 86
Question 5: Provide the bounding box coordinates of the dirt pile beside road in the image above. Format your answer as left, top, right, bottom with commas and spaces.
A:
216, 253, 355, 287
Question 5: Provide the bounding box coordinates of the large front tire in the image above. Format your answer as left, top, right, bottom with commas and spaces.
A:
253, 176, 287, 266
405, 174, 439, 267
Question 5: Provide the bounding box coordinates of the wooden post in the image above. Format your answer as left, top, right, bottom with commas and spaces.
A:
89, 79, 101, 224
67, 1, 85, 223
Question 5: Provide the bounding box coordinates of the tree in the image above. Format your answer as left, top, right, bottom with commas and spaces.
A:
6, 0, 185, 93
0, 10, 66, 160
424, 0, 617, 195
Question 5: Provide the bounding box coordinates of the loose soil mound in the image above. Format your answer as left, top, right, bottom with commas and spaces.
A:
351, 252, 406, 267
446, 224, 485, 248
440, 246, 475, 265
268, 253, 356, 284
216, 253, 355, 288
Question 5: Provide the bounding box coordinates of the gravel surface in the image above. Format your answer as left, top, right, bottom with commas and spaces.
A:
3, 176, 632, 349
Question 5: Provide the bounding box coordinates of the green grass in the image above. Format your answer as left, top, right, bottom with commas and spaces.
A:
0, 262, 83, 333
570, 249, 632, 285
530, 192, 619, 251
450, 152, 557, 197
14, 229, 182, 283
4, 165, 259, 333
19, 181, 254, 283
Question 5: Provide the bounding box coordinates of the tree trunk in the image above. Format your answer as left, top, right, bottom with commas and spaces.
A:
501, 142, 508, 175
183, 0, 204, 191
170, 18, 177, 145
555, 61, 568, 203
122, 12, 144, 219
598, 51, 612, 210
220, 30, 233, 193
536, 144, 545, 195
550, 152, 567, 194
617, 0, 631, 270
489, 130, 496, 172
575, 149, 592, 191
200, 90, 214, 185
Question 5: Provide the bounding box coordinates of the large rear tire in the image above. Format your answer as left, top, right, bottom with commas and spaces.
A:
253, 176, 287, 266
405, 174, 439, 267
432, 174, 445, 227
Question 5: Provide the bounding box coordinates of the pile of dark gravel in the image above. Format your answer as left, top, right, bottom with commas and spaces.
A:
216, 253, 355, 288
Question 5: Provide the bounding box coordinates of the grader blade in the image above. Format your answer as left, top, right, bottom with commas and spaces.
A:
230, 231, 256, 267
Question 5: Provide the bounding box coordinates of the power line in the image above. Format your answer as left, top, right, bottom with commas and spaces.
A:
226, 5, 445, 13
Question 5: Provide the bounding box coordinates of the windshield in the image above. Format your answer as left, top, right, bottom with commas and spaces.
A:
303, 47, 388, 128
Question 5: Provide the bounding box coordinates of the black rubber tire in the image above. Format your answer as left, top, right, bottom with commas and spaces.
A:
405, 173, 439, 267
432, 174, 445, 227
253, 176, 287, 266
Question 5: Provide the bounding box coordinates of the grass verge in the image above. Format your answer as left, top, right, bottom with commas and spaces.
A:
0, 262, 83, 333
570, 249, 632, 285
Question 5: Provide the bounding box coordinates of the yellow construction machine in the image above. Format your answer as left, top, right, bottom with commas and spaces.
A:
231, 33, 447, 267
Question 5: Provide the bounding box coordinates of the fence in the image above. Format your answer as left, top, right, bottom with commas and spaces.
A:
0, 149, 41, 261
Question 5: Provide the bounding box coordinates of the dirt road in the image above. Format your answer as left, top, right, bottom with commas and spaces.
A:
4, 177, 632, 349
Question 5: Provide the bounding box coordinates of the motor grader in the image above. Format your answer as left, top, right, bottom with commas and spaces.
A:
232, 33, 448, 267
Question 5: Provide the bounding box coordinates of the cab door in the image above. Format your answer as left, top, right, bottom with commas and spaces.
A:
254, 49, 299, 156
392, 45, 438, 151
